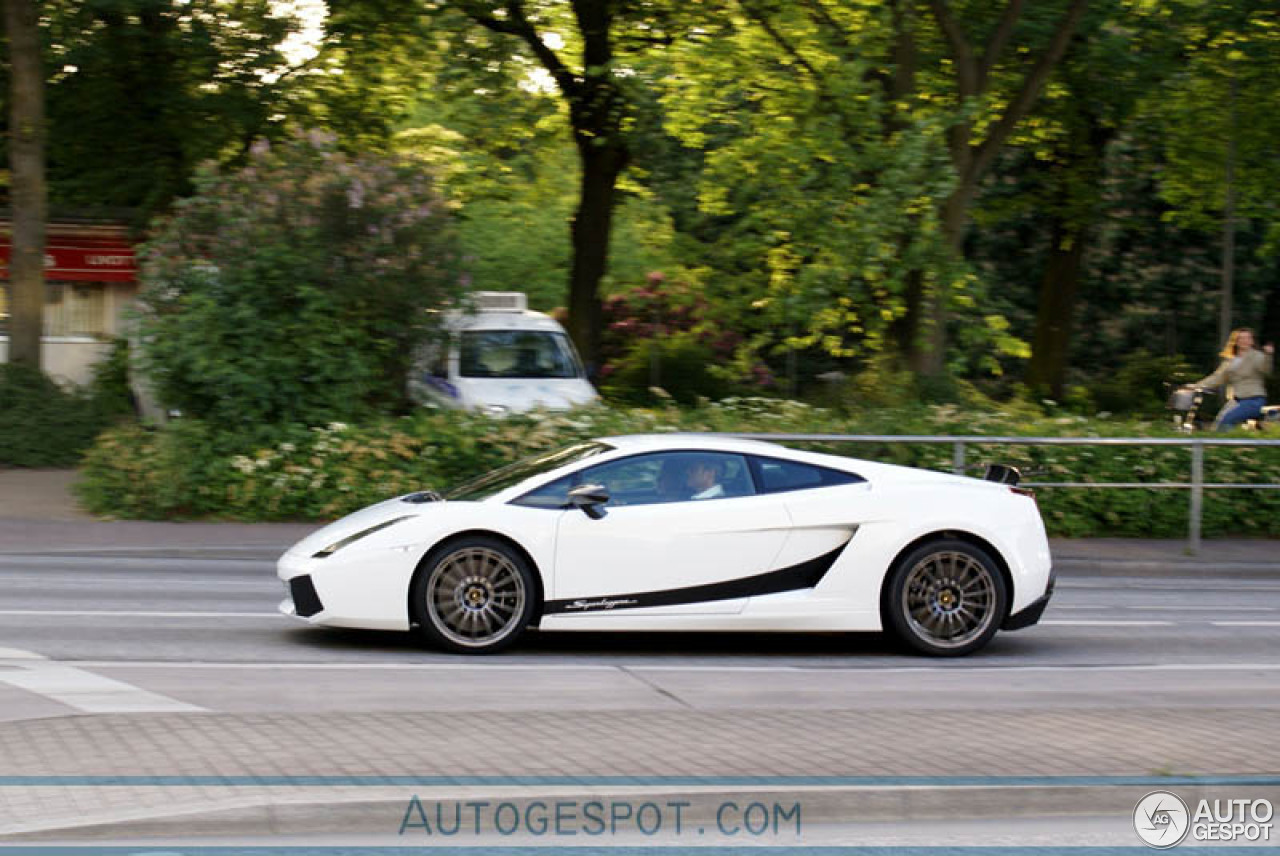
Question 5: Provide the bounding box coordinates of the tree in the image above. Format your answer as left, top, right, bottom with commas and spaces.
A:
1154, 1, 1280, 347
1015, 8, 1156, 396
901, 0, 1091, 374
653, 0, 1091, 380
40, 0, 300, 220
136, 133, 463, 426
4, 0, 46, 368
457, 0, 638, 371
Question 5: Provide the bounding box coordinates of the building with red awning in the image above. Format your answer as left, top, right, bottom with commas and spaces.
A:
0, 220, 139, 386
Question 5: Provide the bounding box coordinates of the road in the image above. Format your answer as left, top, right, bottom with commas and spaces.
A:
0, 550, 1278, 848
1, 553, 1279, 716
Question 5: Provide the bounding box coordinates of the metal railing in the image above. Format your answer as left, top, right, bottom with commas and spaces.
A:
724, 433, 1280, 554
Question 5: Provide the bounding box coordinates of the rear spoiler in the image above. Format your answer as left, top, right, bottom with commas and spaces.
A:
983, 464, 1021, 486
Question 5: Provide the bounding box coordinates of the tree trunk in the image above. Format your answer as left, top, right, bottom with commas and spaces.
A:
1262, 277, 1280, 361
1219, 77, 1237, 347
4, 0, 46, 369
1026, 222, 1087, 397
918, 184, 978, 376
885, 1, 927, 372
568, 144, 625, 375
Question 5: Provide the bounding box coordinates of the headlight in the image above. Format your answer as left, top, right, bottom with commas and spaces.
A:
312, 516, 413, 559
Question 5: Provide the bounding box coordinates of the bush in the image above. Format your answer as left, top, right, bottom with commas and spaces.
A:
0, 363, 121, 467
135, 131, 463, 428
602, 335, 728, 405
85, 338, 137, 423
74, 398, 1280, 536
1091, 350, 1195, 415
598, 274, 770, 402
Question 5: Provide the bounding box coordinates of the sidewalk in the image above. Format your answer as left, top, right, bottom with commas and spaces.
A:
1, 707, 1277, 841
2, 468, 1277, 571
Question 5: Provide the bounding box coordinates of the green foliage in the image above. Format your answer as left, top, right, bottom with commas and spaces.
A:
1091, 350, 1195, 416
38, 0, 300, 219
597, 276, 762, 403
603, 336, 728, 406
85, 339, 138, 424
135, 132, 463, 428
76, 399, 1280, 537
0, 363, 127, 467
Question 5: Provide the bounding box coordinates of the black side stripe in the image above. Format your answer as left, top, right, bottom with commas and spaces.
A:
543, 537, 853, 615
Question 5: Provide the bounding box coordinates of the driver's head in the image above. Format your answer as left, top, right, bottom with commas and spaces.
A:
685, 456, 722, 491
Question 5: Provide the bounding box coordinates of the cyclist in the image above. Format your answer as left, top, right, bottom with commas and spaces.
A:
1192, 328, 1274, 430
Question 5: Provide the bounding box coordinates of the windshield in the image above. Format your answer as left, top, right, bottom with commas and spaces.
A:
459, 330, 584, 379
444, 442, 612, 501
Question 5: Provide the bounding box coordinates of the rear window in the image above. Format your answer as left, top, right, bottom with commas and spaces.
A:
749, 455, 865, 494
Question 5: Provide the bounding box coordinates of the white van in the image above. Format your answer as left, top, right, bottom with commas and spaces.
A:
409, 292, 599, 414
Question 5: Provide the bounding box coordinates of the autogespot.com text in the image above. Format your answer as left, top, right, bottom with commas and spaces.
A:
399, 796, 802, 839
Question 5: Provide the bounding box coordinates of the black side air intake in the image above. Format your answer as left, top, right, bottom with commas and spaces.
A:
289, 576, 324, 617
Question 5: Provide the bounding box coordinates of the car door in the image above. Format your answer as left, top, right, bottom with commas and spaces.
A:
543, 451, 792, 616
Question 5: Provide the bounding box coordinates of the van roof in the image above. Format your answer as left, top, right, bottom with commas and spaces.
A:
447, 308, 566, 333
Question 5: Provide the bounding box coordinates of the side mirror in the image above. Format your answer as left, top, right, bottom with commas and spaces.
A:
567, 483, 609, 519
983, 464, 1021, 486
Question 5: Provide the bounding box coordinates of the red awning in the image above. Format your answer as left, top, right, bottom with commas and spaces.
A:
0, 235, 137, 282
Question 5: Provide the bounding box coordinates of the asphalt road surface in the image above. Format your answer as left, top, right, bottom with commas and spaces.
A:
1, 552, 1279, 720
1, 550, 1279, 849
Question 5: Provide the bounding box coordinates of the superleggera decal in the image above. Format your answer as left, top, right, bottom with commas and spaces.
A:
543, 537, 852, 615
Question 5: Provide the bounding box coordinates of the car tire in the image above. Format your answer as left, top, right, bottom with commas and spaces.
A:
883, 538, 1008, 657
411, 536, 536, 654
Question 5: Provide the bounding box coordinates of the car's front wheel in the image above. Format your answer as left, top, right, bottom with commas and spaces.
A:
411, 536, 536, 654
884, 539, 1007, 657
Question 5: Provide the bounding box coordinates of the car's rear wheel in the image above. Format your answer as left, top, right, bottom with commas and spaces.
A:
884, 539, 1007, 657
412, 536, 535, 654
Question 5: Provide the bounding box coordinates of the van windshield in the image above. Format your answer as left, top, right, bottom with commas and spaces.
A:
459, 330, 584, 379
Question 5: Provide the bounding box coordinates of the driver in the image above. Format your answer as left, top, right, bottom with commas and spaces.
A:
685, 456, 726, 500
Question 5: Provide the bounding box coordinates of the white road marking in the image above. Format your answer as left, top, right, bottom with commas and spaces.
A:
1041, 620, 1173, 626
0, 575, 266, 588
0, 648, 204, 713
1052, 605, 1279, 612
76, 661, 621, 671
0, 648, 47, 660
1211, 621, 1280, 627
0, 610, 277, 618
1129, 606, 1278, 612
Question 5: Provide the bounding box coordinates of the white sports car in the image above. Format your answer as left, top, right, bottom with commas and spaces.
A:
278, 435, 1053, 656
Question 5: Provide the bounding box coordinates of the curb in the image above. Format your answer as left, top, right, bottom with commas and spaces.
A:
7, 782, 1280, 842
1054, 558, 1280, 579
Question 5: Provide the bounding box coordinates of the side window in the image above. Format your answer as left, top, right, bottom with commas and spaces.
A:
749, 456, 865, 494
510, 451, 756, 509
511, 473, 578, 509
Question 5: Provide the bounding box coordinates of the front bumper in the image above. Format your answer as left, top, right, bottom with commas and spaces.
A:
1002, 570, 1054, 631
